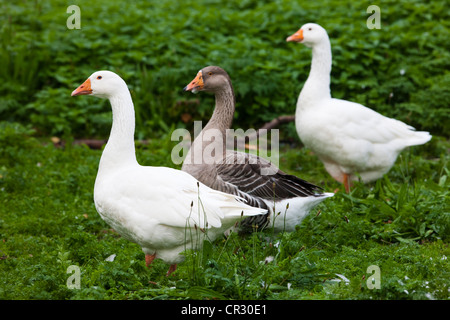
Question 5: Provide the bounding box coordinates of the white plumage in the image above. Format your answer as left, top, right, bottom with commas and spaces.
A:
94, 165, 263, 265
287, 23, 431, 191
71, 71, 266, 275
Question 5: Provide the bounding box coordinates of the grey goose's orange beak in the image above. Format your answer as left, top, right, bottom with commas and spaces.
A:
183, 71, 204, 92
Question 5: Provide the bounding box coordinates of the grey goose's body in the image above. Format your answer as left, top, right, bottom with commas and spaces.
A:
183, 66, 333, 232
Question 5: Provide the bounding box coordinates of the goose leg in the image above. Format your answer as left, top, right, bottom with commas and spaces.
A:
343, 173, 351, 193
166, 264, 177, 276
145, 253, 157, 268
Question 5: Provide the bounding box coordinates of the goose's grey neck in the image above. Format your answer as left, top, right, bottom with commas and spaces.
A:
204, 83, 235, 134
182, 81, 235, 171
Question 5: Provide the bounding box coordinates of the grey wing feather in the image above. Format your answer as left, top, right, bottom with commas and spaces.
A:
216, 152, 323, 199
213, 152, 324, 232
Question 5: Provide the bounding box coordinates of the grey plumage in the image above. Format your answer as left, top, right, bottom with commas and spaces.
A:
183, 66, 330, 233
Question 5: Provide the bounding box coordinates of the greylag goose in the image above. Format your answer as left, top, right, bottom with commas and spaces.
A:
71, 70, 266, 276
183, 66, 333, 233
287, 23, 431, 192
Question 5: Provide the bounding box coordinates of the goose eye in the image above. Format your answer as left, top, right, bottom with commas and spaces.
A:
208, 72, 213, 76
308, 27, 312, 31
97, 76, 102, 80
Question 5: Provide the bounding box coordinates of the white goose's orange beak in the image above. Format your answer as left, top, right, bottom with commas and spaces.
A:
286, 29, 304, 42
71, 78, 92, 96
183, 71, 204, 92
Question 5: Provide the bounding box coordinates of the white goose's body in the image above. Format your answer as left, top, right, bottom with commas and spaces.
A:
296, 97, 431, 184
72, 71, 266, 274
94, 164, 262, 264
287, 23, 431, 190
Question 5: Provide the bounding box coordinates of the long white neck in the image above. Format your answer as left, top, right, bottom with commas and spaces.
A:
98, 89, 138, 173
298, 39, 332, 108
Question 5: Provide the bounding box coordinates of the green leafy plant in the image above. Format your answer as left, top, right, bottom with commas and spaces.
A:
0, 0, 448, 139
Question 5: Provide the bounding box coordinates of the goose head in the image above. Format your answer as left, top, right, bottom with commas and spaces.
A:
286, 23, 328, 48
71, 70, 127, 99
184, 66, 232, 94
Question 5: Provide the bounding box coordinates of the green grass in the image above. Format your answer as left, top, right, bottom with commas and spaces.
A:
0, 122, 448, 300
0, 0, 449, 302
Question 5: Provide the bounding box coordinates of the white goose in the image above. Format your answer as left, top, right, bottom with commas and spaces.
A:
183, 66, 333, 233
287, 23, 431, 192
71, 71, 266, 276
